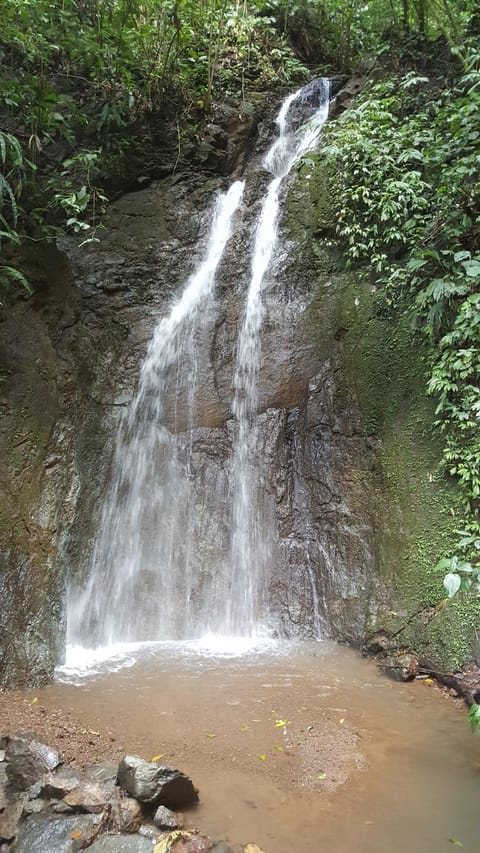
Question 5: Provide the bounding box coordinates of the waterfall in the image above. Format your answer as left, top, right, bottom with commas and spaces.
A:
68, 181, 245, 646
66, 78, 330, 651
225, 78, 330, 635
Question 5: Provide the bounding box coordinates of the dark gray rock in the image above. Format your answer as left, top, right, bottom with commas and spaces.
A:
14, 813, 102, 851
153, 804, 182, 830
42, 765, 81, 798
117, 755, 199, 807
87, 836, 154, 852
6, 736, 61, 790
0, 790, 28, 840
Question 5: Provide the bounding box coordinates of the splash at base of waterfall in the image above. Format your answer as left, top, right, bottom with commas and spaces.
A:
57, 634, 285, 683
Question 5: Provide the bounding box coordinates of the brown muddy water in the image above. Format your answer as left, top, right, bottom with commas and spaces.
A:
36, 640, 480, 852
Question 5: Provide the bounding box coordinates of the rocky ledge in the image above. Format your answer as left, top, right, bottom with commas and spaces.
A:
0, 733, 264, 852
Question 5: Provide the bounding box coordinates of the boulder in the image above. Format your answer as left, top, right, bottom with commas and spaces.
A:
6, 735, 61, 790
87, 836, 154, 852
14, 813, 102, 852
23, 798, 49, 816
153, 805, 183, 830
138, 821, 162, 839
42, 765, 81, 798
63, 780, 110, 813
110, 796, 143, 833
117, 756, 198, 807
0, 790, 28, 840
84, 762, 118, 787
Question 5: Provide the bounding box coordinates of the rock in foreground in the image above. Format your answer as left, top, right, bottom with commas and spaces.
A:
117, 755, 199, 807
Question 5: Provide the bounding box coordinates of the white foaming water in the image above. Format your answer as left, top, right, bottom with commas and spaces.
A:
226, 78, 330, 635
67, 181, 244, 647
57, 635, 282, 683
65, 79, 330, 670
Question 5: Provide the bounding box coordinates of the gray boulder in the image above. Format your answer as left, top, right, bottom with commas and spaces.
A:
110, 796, 143, 833
63, 780, 110, 813
42, 765, 81, 798
6, 735, 61, 790
14, 813, 102, 852
84, 762, 118, 786
117, 755, 199, 807
87, 836, 154, 852
0, 790, 28, 841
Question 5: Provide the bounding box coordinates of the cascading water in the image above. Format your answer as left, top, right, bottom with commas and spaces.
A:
66, 78, 330, 655
225, 78, 330, 636
68, 181, 245, 646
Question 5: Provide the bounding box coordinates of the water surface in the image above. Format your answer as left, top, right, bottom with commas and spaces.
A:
37, 641, 480, 852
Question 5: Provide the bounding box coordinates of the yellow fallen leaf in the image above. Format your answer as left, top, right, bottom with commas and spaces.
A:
316, 772, 327, 780
273, 745, 284, 752
240, 726, 250, 732
258, 754, 266, 761
153, 831, 192, 853
424, 678, 434, 685
206, 733, 216, 738
151, 754, 165, 762
339, 718, 345, 724
70, 831, 83, 839
274, 719, 289, 728
31, 697, 38, 705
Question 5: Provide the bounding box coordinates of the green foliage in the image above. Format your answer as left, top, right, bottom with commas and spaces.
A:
322, 48, 480, 586
468, 702, 480, 732
0, 0, 309, 292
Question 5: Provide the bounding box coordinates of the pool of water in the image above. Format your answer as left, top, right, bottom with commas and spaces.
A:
34, 639, 480, 852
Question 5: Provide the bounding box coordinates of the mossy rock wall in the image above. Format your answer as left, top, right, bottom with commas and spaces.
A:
283, 162, 480, 671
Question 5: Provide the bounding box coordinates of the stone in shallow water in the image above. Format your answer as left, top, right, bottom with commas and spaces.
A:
14, 813, 102, 852
153, 805, 182, 830
6, 735, 61, 790
87, 835, 154, 852
117, 756, 199, 807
